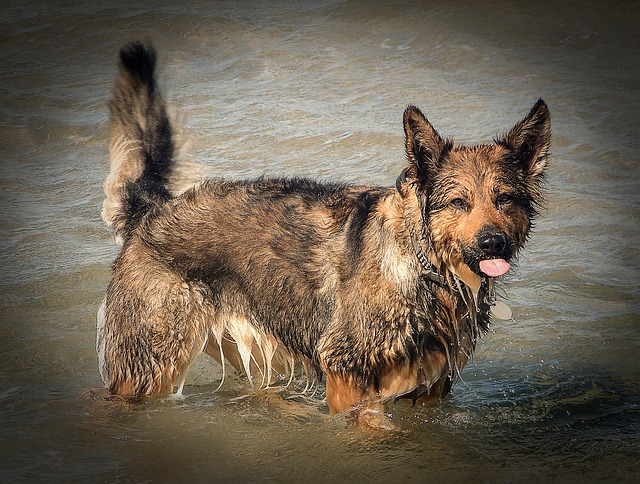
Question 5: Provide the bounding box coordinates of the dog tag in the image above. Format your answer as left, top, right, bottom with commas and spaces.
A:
491, 301, 512, 320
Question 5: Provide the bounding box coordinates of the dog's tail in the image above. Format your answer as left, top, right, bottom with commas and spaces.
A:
102, 41, 173, 245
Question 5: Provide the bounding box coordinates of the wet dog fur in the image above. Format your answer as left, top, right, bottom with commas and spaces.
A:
97, 42, 550, 427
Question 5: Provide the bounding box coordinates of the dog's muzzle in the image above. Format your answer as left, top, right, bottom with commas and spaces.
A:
476, 231, 512, 277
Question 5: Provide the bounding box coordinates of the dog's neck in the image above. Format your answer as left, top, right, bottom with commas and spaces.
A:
395, 169, 483, 300
395, 169, 450, 288
402, 213, 446, 286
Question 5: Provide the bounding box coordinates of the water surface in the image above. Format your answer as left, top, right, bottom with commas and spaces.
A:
1, 1, 638, 481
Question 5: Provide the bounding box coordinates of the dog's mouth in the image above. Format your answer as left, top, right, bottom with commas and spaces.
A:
464, 256, 512, 278
478, 258, 511, 277
463, 233, 514, 278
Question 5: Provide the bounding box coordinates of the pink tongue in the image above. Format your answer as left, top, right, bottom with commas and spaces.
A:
479, 259, 511, 277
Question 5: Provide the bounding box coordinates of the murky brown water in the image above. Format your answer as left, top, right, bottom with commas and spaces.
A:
1, 1, 638, 481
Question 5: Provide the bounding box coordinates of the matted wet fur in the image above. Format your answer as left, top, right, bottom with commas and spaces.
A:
98, 42, 551, 427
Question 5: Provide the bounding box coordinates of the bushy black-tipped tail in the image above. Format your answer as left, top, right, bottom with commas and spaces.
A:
102, 41, 173, 244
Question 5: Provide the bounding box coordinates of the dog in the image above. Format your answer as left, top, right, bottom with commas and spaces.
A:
97, 41, 550, 427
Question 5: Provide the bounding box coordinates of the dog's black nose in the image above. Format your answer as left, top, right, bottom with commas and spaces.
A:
478, 234, 506, 255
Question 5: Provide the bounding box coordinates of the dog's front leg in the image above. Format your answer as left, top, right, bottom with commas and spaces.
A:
324, 373, 395, 430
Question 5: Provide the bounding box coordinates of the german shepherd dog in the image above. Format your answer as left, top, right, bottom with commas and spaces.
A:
98, 42, 550, 427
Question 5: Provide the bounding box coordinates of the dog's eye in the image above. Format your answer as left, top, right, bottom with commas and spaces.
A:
450, 198, 468, 210
497, 193, 512, 205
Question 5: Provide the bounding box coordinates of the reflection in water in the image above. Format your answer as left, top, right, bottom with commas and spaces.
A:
0, 0, 638, 481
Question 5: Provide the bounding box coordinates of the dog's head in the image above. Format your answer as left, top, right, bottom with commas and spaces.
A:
397, 100, 550, 280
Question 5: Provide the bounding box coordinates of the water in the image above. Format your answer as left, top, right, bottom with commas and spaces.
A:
1, 0, 639, 481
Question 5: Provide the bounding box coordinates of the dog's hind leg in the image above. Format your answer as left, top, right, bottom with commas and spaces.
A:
101, 244, 213, 397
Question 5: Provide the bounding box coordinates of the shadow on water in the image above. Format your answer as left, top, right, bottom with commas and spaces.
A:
398, 368, 640, 480
61, 365, 640, 482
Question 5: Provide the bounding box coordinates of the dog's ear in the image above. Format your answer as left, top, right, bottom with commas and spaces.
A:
403, 105, 448, 183
500, 99, 551, 179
